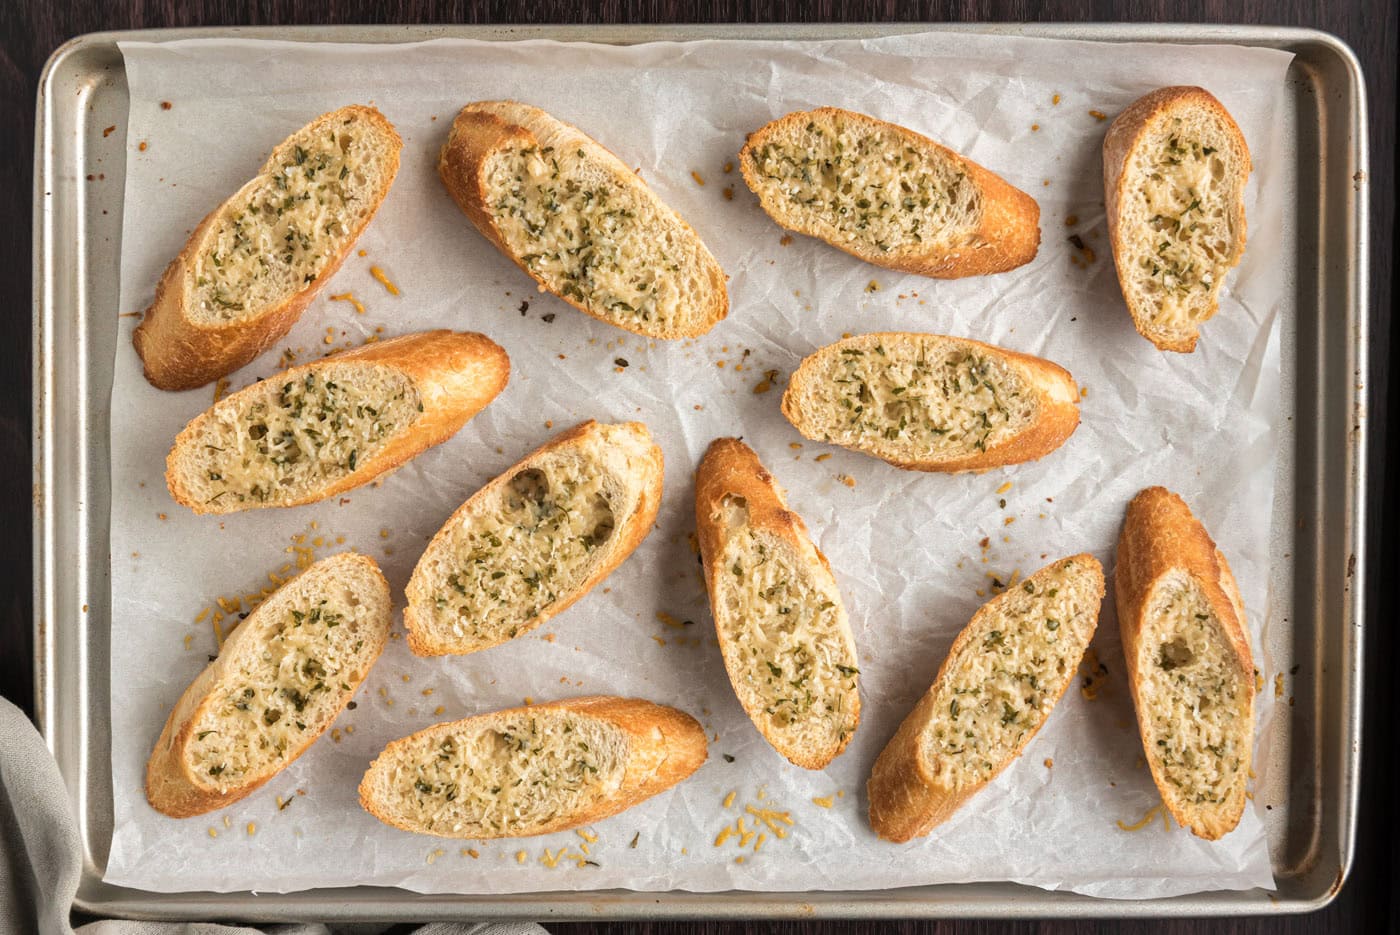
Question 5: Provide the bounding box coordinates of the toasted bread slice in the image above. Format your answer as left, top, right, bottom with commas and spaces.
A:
358, 696, 706, 839
166, 331, 508, 515
404, 420, 663, 656
1115, 487, 1254, 840
695, 438, 861, 769
1103, 87, 1251, 352
740, 107, 1040, 277
439, 101, 727, 339
781, 332, 1079, 472
134, 105, 403, 390
146, 552, 390, 818
868, 555, 1104, 842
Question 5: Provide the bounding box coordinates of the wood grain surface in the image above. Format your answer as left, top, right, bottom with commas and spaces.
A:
0, 1, 1393, 931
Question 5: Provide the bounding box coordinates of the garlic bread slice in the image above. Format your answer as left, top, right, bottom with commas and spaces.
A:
135, 105, 402, 389
166, 330, 508, 514
1104, 87, 1251, 352
404, 420, 663, 656
695, 438, 860, 769
1115, 486, 1254, 840
868, 554, 1104, 842
146, 552, 390, 818
359, 696, 706, 839
782, 332, 1079, 472
439, 101, 727, 339
741, 107, 1040, 277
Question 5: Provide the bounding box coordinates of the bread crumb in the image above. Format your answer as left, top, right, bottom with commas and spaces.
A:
1052, 94, 1061, 105
690, 170, 705, 186
138, 141, 148, 151
1044, 758, 1053, 768
1065, 214, 1079, 226
103, 125, 116, 137
864, 279, 880, 293
464, 848, 480, 858
839, 475, 856, 488
753, 369, 780, 394
722, 186, 735, 200
545, 420, 553, 428
1089, 109, 1108, 121
1003, 516, 1015, 526
1031, 123, 1040, 132
1274, 674, 1285, 698
1080, 386, 1089, 398
722, 161, 734, 174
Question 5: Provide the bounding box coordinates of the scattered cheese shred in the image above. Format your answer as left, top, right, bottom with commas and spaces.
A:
329, 292, 366, 315
516, 850, 528, 864
369, 266, 400, 296
246, 822, 257, 835
811, 796, 834, 809
426, 848, 445, 864
995, 481, 1013, 494
1116, 805, 1160, 832
576, 829, 598, 843
723, 790, 737, 809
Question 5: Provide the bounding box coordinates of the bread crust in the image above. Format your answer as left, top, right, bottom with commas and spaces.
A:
867, 554, 1104, 842
1103, 87, 1251, 353
165, 330, 509, 515
357, 695, 707, 838
438, 101, 728, 339
133, 105, 403, 390
145, 552, 390, 818
781, 332, 1080, 472
694, 437, 860, 769
404, 420, 664, 656
1114, 486, 1254, 840
740, 107, 1040, 278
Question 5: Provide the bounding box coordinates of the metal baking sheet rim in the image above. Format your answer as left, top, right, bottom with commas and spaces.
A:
32, 23, 1369, 921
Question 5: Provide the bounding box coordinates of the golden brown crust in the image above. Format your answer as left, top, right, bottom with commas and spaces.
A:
867, 554, 1105, 842
780, 332, 1080, 472
438, 101, 727, 339
740, 108, 1040, 278
1114, 486, 1254, 840
145, 553, 390, 818
356, 695, 707, 838
1102, 87, 1251, 353
133, 106, 403, 390
694, 438, 859, 769
403, 420, 664, 656
165, 330, 509, 515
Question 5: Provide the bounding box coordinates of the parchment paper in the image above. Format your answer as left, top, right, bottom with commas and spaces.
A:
106, 32, 1293, 899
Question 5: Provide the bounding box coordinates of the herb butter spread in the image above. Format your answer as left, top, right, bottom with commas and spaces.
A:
191, 115, 390, 323
424, 452, 617, 649
796, 336, 1036, 462
375, 713, 625, 836
1137, 572, 1249, 806
1124, 118, 1241, 331
483, 144, 699, 333
713, 499, 858, 751
746, 112, 979, 255
920, 558, 1100, 791
184, 362, 422, 508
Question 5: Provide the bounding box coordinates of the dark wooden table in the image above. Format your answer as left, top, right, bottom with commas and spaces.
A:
1, 2, 1393, 932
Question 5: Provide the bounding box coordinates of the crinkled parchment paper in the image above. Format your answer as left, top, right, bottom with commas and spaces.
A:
106, 32, 1292, 898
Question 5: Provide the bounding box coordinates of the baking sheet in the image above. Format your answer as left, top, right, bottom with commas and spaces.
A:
104, 32, 1292, 899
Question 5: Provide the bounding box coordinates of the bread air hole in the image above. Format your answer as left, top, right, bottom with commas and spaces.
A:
1158, 638, 1195, 671
586, 495, 616, 546
506, 468, 550, 511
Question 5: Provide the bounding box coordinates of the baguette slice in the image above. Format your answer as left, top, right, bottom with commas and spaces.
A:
358, 696, 707, 839
405, 420, 663, 656
166, 330, 509, 515
1115, 487, 1254, 840
695, 438, 861, 769
781, 332, 1079, 472
740, 107, 1040, 278
868, 554, 1104, 842
438, 101, 727, 339
134, 105, 403, 390
147, 552, 390, 818
1103, 87, 1251, 352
